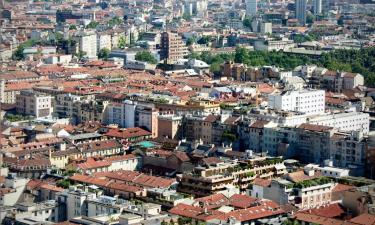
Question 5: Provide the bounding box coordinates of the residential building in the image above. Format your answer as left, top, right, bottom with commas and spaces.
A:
54, 94, 83, 119
178, 157, 286, 197
157, 115, 183, 139
10, 201, 61, 223
16, 90, 53, 118
322, 71, 364, 93
105, 101, 158, 138
160, 32, 189, 64
169, 193, 284, 224
0, 174, 29, 207
246, 0, 257, 16
260, 22, 272, 34
251, 169, 335, 209
267, 89, 325, 116
295, 0, 307, 25
97, 33, 112, 52
314, 0, 322, 15
0, 79, 4, 104
261, 123, 367, 176
308, 111, 370, 134
304, 163, 350, 178
74, 30, 97, 59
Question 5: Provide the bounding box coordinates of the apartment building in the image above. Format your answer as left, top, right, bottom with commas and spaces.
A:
74, 30, 97, 59
261, 124, 367, 176
322, 71, 364, 93
105, 101, 159, 138
160, 32, 189, 64
16, 90, 53, 118
157, 114, 183, 139
54, 93, 83, 119
76, 98, 109, 124
268, 89, 325, 115
308, 111, 370, 134
178, 157, 287, 197
251, 169, 335, 209
97, 33, 112, 52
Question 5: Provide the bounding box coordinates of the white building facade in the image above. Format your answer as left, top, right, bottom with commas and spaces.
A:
268, 89, 325, 116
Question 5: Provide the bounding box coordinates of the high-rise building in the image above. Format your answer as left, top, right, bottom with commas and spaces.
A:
246, 0, 257, 16
74, 30, 97, 59
160, 32, 188, 64
295, 0, 307, 25
314, 0, 322, 15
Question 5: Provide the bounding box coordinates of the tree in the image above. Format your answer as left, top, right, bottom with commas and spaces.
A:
234, 47, 249, 63
135, 51, 157, 64
243, 17, 252, 28
118, 36, 126, 49
98, 48, 110, 60
108, 16, 123, 27
69, 24, 77, 30
182, 13, 191, 20
306, 13, 315, 24
197, 36, 210, 45
86, 21, 99, 29
75, 51, 87, 60
186, 37, 195, 46
12, 40, 36, 60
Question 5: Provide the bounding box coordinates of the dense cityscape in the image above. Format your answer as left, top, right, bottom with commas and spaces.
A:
1, 0, 375, 224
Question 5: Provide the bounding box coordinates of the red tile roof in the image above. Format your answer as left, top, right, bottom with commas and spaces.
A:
298, 123, 333, 132
105, 127, 152, 139
332, 183, 355, 193
253, 178, 272, 187
301, 203, 345, 218
194, 193, 230, 210
229, 194, 258, 209
350, 213, 375, 225
286, 170, 323, 183
218, 205, 284, 222
169, 203, 224, 222
295, 212, 357, 225
76, 158, 111, 170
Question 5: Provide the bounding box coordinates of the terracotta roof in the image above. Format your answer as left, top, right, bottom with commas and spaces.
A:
169, 203, 224, 222
301, 203, 345, 218
104, 127, 152, 139
39, 183, 65, 192
332, 183, 355, 193
286, 170, 323, 183
5, 82, 33, 91
298, 123, 333, 132
350, 213, 375, 225
223, 116, 240, 125
171, 151, 190, 162
204, 115, 220, 123
70, 174, 111, 187
106, 154, 137, 162
295, 212, 357, 225
200, 157, 222, 166
76, 158, 111, 170
229, 194, 258, 209
107, 182, 144, 193
95, 170, 175, 189
194, 193, 230, 210
253, 178, 272, 187
218, 205, 284, 222
76, 139, 122, 153
250, 120, 270, 129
